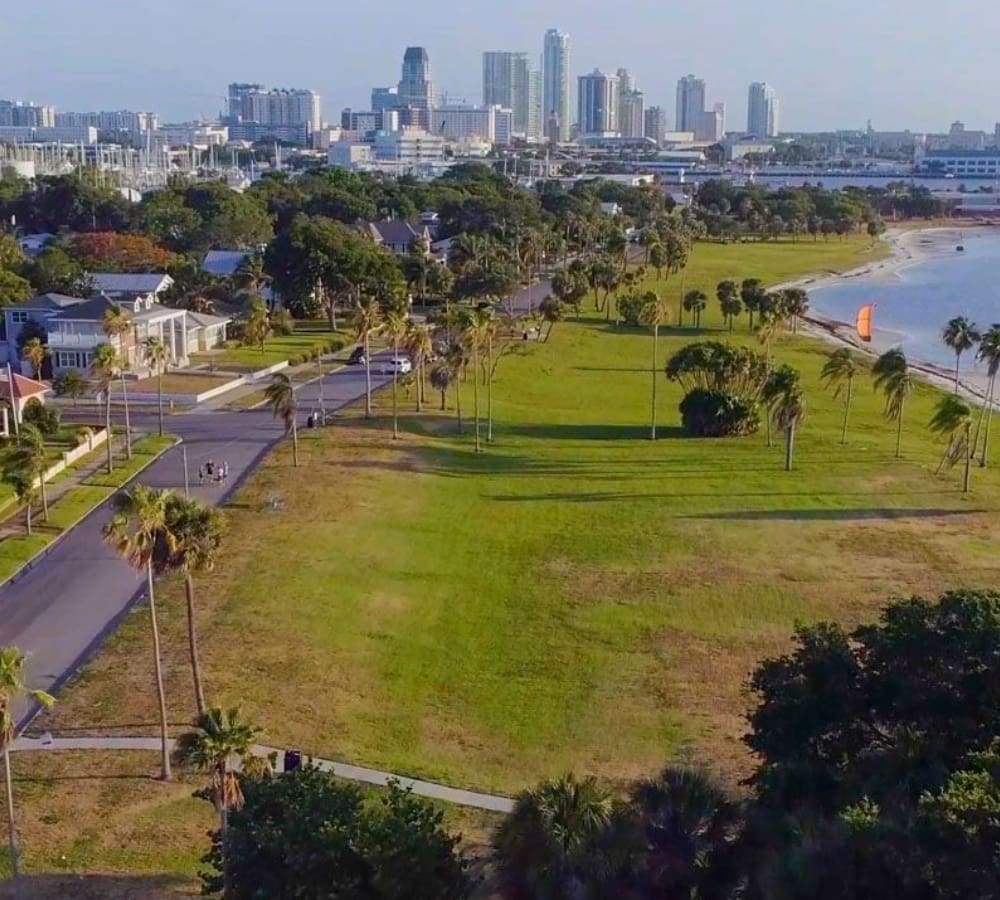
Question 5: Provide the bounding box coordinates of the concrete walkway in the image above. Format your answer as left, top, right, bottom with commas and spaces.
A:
10, 734, 514, 814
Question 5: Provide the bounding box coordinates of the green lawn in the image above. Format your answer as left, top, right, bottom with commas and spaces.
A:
191, 331, 350, 370
0, 435, 178, 584
22, 234, 1000, 877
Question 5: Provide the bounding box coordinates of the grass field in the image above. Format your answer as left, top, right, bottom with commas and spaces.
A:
19, 234, 1000, 879
128, 374, 232, 394
191, 330, 349, 370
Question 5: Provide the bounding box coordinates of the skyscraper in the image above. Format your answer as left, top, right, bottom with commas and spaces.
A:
747, 82, 779, 138
398, 47, 434, 111
483, 51, 540, 139
577, 70, 619, 136
615, 68, 643, 138
675, 75, 705, 134
542, 29, 571, 142
644, 106, 668, 146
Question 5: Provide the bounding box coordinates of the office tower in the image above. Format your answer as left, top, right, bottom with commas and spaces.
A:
619, 89, 644, 139
542, 28, 571, 142
644, 106, 668, 145
747, 82, 779, 137
398, 46, 434, 110
577, 70, 619, 135
371, 87, 398, 113
483, 51, 539, 138
675, 74, 706, 133
526, 69, 542, 140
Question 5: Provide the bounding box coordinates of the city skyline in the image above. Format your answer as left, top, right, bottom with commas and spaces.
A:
3, 0, 999, 132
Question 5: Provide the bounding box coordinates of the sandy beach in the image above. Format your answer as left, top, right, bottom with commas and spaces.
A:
777, 223, 1000, 404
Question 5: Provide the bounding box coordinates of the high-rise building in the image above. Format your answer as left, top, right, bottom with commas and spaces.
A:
619, 90, 644, 139
483, 51, 540, 139
398, 47, 434, 111
0, 100, 55, 128
747, 82, 779, 138
371, 87, 398, 113
225, 83, 321, 143
675, 75, 706, 134
526, 69, 542, 140
644, 106, 668, 145
542, 29, 571, 142
577, 70, 619, 136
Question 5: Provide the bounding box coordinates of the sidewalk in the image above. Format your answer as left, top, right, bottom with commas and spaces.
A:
11, 734, 514, 813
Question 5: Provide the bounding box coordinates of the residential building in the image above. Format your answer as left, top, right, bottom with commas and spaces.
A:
675, 75, 706, 133
397, 47, 434, 126
0, 126, 97, 144
578, 70, 619, 136
619, 89, 645, 139
155, 123, 229, 149
0, 100, 55, 128
747, 82, 779, 138
373, 128, 445, 168
0, 371, 51, 431
360, 219, 435, 254
542, 29, 571, 142
89, 274, 174, 302
430, 105, 513, 146
482, 51, 540, 139
54, 109, 158, 144
225, 83, 322, 144
526, 69, 543, 140
644, 106, 668, 146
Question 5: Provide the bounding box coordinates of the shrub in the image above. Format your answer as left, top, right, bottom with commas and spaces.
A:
272, 309, 296, 336
22, 398, 61, 437
74, 425, 93, 447
679, 388, 760, 437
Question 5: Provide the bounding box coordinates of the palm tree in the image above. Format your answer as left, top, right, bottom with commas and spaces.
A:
472, 306, 499, 444
716, 280, 742, 332
461, 311, 488, 453
930, 394, 974, 492
761, 365, 800, 449
873, 348, 913, 459
102, 306, 133, 459
783, 288, 810, 334
160, 496, 225, 716
143, 335, 169, 437
821, 348, 858, 445
538, 295, 563, 342
493, 774, 620, 899
630, 766, 742, 899
773, 387, 806, 471
0, 646, 54, 878
12, 423, 49, 523
90, 342, 119, 474
976, 324, 1000, 467
402, 321, 433, 412
639, 291, 668, 441
235, 254, 267, 298
682, 289, 707, 329
383, 309, 409, 440
942, 316, 981, 393
264, 373, 298, 467
173, 706, 261, 898
1, 451, 39, 536
352, 296, 382, 419
429, 362, 454, 412
103, 485, 176, 781
20, 338, 47, 380
242, 298, 272, 352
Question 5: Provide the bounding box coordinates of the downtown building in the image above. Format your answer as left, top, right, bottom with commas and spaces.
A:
542, 28, 571, 142
644, 106, 668, 146
397, 46, 435, 129
225, 83, 322, 145
0, 99, 55, 128
616, 68, 644, 139
578, 70, 619, 136
482, 51, 541, 140
747, 82, 779, 138
676, 75, 725, 142
430, 104, 513, 146
54, 109, 159, 145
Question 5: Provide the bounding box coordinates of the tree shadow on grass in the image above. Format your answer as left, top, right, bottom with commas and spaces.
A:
684, 507, 986, 522
503, 424, 686, 441
486, 490, 966, 503
0, 873, 194, 899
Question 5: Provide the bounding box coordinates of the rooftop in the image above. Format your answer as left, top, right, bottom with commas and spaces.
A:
90, 273, 173, 294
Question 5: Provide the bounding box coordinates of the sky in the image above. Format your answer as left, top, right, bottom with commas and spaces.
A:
2, 0, 999, 134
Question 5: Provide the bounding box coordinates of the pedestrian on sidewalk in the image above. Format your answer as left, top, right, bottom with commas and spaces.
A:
198, 466, 205, 486
206, 459, 214, 478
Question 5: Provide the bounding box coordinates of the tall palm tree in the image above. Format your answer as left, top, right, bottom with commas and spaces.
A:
0, 646, 54, 878
493, 774, 620, 899
429, 362, 454, 412
942, 316, 981, 393
821, 347, 858, 445
630, 766, 742, 899
103, 485, 176, 781
873, 348, 913, 459
975, 324, 1000, 468
446, 343, 466, 434
173, 706, 261, 898
383, 309, 409, 441
402, 321, 433, 412
762, 365, 800, 449
90, 342, 119, 474
143, 335, 169, 437
264, 373, 298, 467
639, 291, 668, 441
682, 289, 707, 329
1, 450, 39, 537
461, 311, 488, 453
20, 338, 48, 380
13, 423, 49, 522
538, 295, 563, 342
160, 496, 225, 716
773, 387, 806, 471
716, 280, 742, 332
930, 394, 974, 492
102, 305, 133, 459
352, 296, 382, 419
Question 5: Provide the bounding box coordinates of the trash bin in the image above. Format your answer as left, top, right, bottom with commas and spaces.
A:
284, 748, 302, 772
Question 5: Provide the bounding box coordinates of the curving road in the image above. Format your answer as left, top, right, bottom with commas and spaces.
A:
0, 362, 392, 726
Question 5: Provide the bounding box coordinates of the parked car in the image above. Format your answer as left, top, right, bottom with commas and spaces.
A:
379, 356, 413, 375
347, 346, 367, 365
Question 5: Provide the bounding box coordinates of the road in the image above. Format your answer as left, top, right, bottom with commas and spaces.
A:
0, 362, 392, 724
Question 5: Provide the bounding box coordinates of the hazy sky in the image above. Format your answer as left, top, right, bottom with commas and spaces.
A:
3, 0, 998, 133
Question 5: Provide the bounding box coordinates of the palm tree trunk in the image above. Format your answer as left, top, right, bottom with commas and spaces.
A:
147, 559, 172, 781
963, 425, 972, 493
456, 380, 463, 434
415, 360, 423, 413
105, 391, 114, 474
3, 747, 20, 879
185, 574, 206, 716
766, 409, 773, 448
363, 334, 373, 418
157, 369, 164, 437
486, 334, 494, 443
121, 376, 132, 460
24, 500, 31, 537
841, 378, 852, 445
895, 403, 904, 459
39, 473, 48, 523
473, 340, 481, 452
954, 354, 961, 393
650, 325, 658, 441
982, 375, 996, 467
220, 801, 232, 900
785, 425, 795, 471
391, 338, 399, 440
439, 389, 446, 411
291, 418, 299, 467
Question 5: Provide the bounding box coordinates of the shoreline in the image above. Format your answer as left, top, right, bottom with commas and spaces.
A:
774, 222, 1000, 404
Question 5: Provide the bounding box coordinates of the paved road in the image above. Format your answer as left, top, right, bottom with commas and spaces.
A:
0, 362, 391, 724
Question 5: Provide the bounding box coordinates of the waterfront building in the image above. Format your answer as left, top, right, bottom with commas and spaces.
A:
542, 29, 571, 142
747, 82, 779, 138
